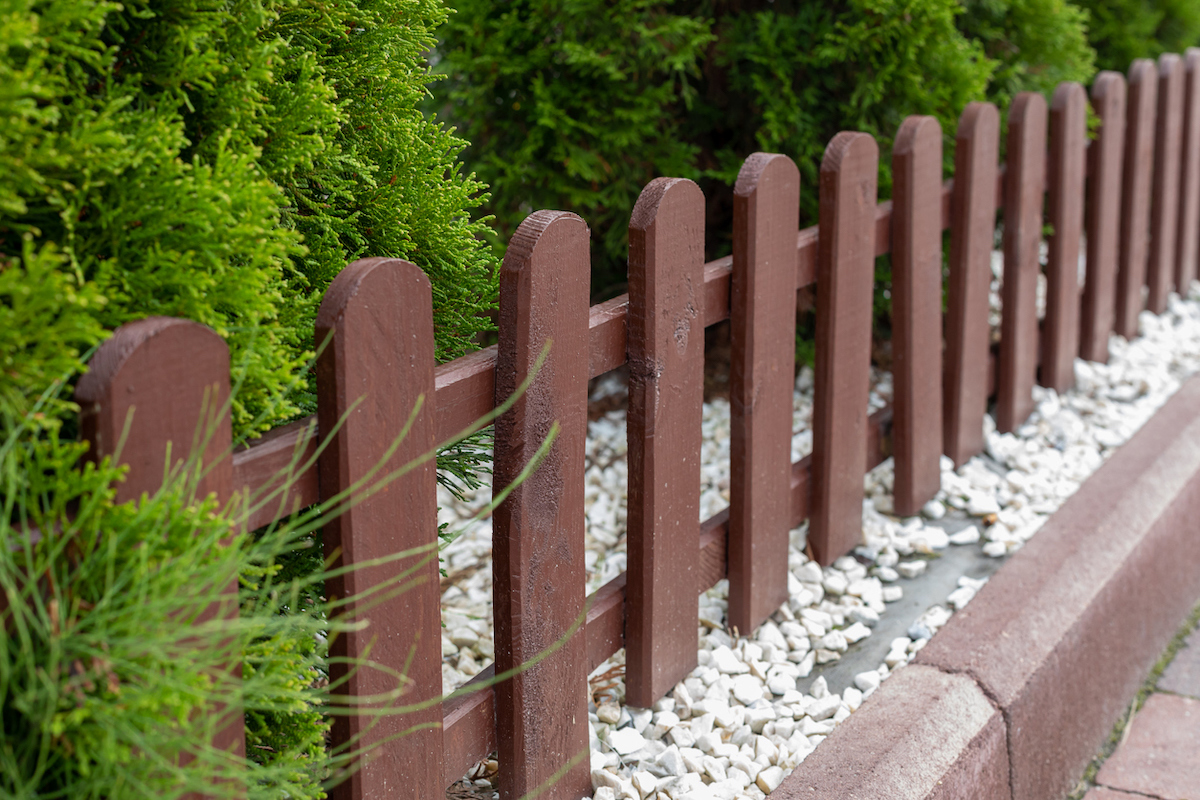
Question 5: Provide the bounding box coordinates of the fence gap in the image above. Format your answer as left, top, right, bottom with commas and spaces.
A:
728, 153, 800, 631
1149, 54, 1186, 313
75, 317, 243, 790
493, 211, 592, 800
625, 178, 705, 706
1043, 82, 1088, 392
1117, 59, 1160, 337
812, 133, 878, 565
944, 103, 1000, 466
314, 258, 442, 800
890, 116, 944, 515
1081, 72, 1128, 364
997, 93, 1047, 433
1177, 48, 1200, 293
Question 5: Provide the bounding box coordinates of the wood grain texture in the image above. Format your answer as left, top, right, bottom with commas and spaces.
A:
1081, 72, 1128, 364
625, 177, 705, 706
728, 153, 800, 631
891, 116, 944, 515
1177, 48, 1200, 292
492, 211, 591, 800
76, 317, 233, 506
997, 93, 1047, 433
314, 258, 442, 800
812, 132, 878, 565
1149, 53, 1186, 313
945, 103, 1000, 466
1117, 60, 1159, 337
1043, 82, 1088, 393
75, 317, 244, 793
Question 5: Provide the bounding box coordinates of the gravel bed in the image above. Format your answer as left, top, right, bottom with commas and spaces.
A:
440, 277, 1200, 800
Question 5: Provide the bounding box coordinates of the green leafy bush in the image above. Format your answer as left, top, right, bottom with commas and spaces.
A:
433, 0, 1096, 292
1072, 0, 1200, 72
1, 0, 498, 436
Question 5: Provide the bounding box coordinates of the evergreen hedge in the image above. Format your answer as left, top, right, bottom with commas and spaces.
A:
431, 0, 1096, 294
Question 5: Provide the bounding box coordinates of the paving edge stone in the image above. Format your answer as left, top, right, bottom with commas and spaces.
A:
778, 373, 1200, 800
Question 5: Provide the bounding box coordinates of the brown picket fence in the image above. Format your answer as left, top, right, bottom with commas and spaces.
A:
66, 50, 1200, 800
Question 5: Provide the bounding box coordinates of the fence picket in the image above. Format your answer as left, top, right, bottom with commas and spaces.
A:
997, 93, 1047, 433
891, 116, 944, 516
1081, 72, 1128, 363
1149, 54, 1186, 313
812, 133, 878, 565
493, 211, 591, 800
1043, 82, 1088, 392
1117, 60, 1159, 337
314, 258, 442, 800
75, 317, 243, 791
625, 178, 705, 705
728, 153, 800, 629
944, 103, 999, 466
1177, 48, 1200, 292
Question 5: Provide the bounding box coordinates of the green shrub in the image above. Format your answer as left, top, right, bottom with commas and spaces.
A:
1072, 0, 1200, 72
433, 0, 1095, 294
1, 0, 498, 436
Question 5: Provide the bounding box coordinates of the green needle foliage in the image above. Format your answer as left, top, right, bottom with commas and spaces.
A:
1071, 0, 1200, 73
1, 0, 498, 437
431, 0, 1096, 294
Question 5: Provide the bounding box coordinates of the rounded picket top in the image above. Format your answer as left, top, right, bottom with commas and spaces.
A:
958, 101, 1000, 143
631, 176, 705, 239
894, 115, 942, 157
76, 316, 231, 505
735, 151, 801, 206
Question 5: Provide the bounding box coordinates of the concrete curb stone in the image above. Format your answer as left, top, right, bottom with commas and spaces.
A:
777, 374, 1200, 800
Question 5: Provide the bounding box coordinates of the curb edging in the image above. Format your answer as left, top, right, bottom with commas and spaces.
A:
776, 374, 1200, 800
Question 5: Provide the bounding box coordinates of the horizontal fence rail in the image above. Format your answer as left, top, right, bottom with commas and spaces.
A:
58, 49, 1200, 800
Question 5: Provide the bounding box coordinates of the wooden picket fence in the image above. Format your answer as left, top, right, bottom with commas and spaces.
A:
67, 51, 1200, 800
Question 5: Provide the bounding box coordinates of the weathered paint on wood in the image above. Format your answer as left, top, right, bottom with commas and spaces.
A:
944, 103, 1000, 466
625, 177, 705, 706
890, 116, 944, 515
1043, 82, 1088, 393
493, 210, 592, 800
1177, 48, 1200, 292
728, 153, 799, 631
812, 132, 878, 565
1117, 60, 1159, 338
1081, 72, 1128, 364
1149, 53, 1186, 313
314, 258, 442, 800
997, 93, 1047, 433
75, 317, 244, 793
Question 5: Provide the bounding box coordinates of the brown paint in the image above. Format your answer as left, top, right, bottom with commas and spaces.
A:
729, 153, 800, 629
492, 211, 592, 800
625, 177, 705, 705
1081, 72, 1127, 364
314, 258, 443, 800
945, 102, 1000, 466
1117, 60, 1159, 338
891, 116, 945, 515
1149, 54, 1186, 313
1177, 49, 1200, 292
997, 93, 1047, 433
1043, 82, 1088, 392
811, 132, 878, 565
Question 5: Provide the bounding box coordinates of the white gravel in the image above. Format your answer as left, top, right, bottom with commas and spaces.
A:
440, 277, 1200, 800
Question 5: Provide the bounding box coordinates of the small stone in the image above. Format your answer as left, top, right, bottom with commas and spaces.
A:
822, 572, 849, 595
882, 585, 904, 602
947, 585, 977, 610
607, 727, 647, 755
874, 566, 900, 583
756, 766, 785, 793
597, 703, 621, 724
632, 770, 658, 797
592, 769, 622, 791
592, 787, 616, 800
819, 631, 848, 652
810, 675, 829, 699
711, 645, 750, 675
807, 694, 842, 721
657, 745, 686, 776
949, 525, 981, 545
667, 726, 695, 748
842, 622, 872, 644
983, 540, 1008, 557
853, 670, 881, 694
848, 605, 880, 627
815, 648, 840, 664
922, 499, 946, 519
767, 673, 796, 696
897, 560, 927, 579
732, 674, 765, 705
967, 493, 1001, 516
